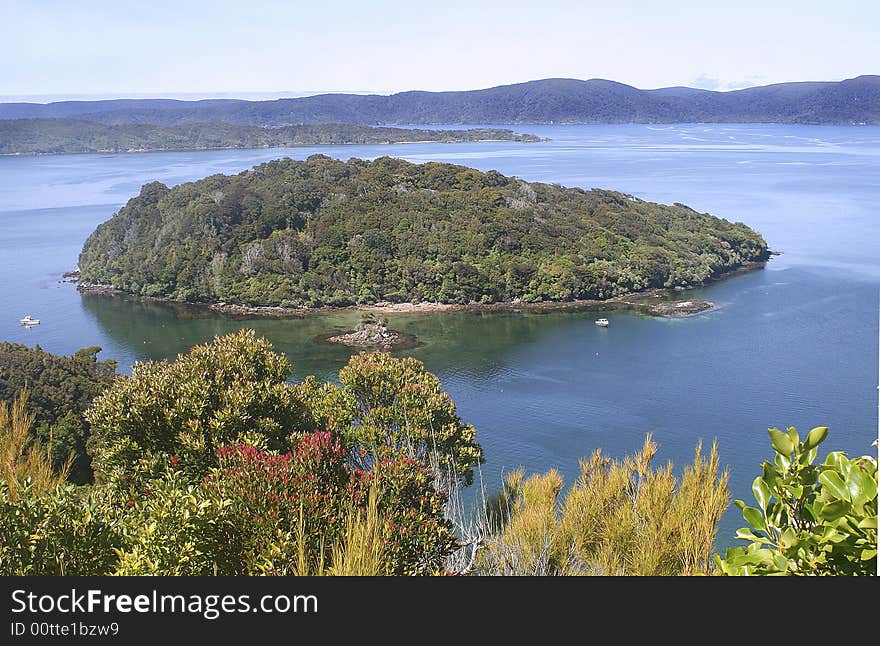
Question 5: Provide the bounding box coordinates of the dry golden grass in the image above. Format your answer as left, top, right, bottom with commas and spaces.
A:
286, 485, 388, 576
1, 391, 70, 500
477, 435, 729, 576
327, 487, 387, 576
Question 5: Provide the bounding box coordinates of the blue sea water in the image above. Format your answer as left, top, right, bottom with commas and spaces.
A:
1, 123, 877, 548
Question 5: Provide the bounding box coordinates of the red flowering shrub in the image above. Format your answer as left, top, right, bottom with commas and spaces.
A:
200, 433, 454, 575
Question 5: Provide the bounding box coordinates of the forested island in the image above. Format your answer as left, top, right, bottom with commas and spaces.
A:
0, 119, 538, 155
78, 155, 768, 309
3, 75, 877, 125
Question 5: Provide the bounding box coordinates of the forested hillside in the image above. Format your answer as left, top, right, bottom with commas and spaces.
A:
0, 119, 537, 155
78, 155, 768, 307
3, 76, 876, 125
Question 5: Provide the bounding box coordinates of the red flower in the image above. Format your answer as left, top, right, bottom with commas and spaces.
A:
170, 455, 180, 467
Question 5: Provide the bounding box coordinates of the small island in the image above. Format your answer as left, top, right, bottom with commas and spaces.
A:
323, 313, 418, 350
77, 155, 769, 312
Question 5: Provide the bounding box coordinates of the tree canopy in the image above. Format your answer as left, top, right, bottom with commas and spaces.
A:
0, 343, 116, 483
0, 119, 537, 155
79, 155, 768, 308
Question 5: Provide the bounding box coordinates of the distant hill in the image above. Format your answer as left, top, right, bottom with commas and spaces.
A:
0, 119, 537, 155
78, 155, 768, 308
2, 76, 877, 125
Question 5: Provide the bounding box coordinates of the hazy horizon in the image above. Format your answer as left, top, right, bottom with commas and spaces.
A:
1, 73, 875, 105
3, 0, 877, 100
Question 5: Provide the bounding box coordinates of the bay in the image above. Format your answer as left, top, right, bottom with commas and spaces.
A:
1, 123, 878, 548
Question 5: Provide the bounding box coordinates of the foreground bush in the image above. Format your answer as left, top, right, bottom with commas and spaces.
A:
86, 329, 312, 485
112, 434, 454, 575
476, 436, 729, 575
715, 427, 877, 576
87, 330, 483, 494
0, 481, 122, 575
336, 352, 483, 484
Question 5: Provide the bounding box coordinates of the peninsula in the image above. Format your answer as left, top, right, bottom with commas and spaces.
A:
0, 120, 538, 155
77, 155, 768, 309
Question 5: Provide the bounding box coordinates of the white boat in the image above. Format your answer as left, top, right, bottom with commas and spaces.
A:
595, 318, 609, 327
19, 315, 40, 326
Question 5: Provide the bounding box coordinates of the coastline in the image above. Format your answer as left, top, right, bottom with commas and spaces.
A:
0, 137, 541, 158
76, 258, 769, 320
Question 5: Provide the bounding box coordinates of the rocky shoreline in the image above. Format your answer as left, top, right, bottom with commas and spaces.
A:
75, 257, 769, 321
318, 315, 420, 350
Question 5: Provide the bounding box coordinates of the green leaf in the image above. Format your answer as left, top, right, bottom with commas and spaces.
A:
736, 528, 764, 542
857, 516, 877, 530
768, 428, 794, 456
742, 506, 766, 532
798, 446, 818, 466
779, 527, 797, 549
823, 451, 846, 472
803, 426, 828, 450
785, 426, 800, 448
860, 549, 877, 561
847, 467, 874, 507
819, 499, 849, 521
772, 554, 789, 571
819, 471, 851, 502
761, 461, 779, 485
751, 476, 772, 512
774, 453, 791, 473
784, 484, 804, 500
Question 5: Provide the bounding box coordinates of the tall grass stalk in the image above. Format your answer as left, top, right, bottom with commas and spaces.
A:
287, 484, 388, 576
1, 391, 71, 500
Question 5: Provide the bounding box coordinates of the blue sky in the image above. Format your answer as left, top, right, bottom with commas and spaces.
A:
2, 0, 877, 101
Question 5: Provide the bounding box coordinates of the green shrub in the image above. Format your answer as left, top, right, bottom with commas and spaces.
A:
715, 427, 877, 576
86, 329, 312, 485
0, 481, 122, 575
113, 465, 240, 576
0, 343, 116, 484
337, 352, 483, 485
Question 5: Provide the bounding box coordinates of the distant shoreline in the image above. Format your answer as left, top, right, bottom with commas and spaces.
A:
0, 120, 542, 157
0, 137, 541, 158
75, 258, 769, 320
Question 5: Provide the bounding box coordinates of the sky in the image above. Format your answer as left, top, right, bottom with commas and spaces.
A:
1, 0, 877, 102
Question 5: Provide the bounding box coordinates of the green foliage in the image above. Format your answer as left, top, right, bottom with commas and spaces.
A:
99, 436, 455, 576
86, 329, 312, 485
0, 332, 465, 576
477, 436, 729, 575
316, 352, 484, 484
0, 119, 537, 155
715, 427, 877, 576
113, 469, 231, 576
0, 481, 122, 575
0, 343, 116, 483
78, 155, 768, 308
363, 456, 457, 574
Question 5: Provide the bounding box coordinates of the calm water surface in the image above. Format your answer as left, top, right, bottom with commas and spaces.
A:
1, 124, 878, 547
